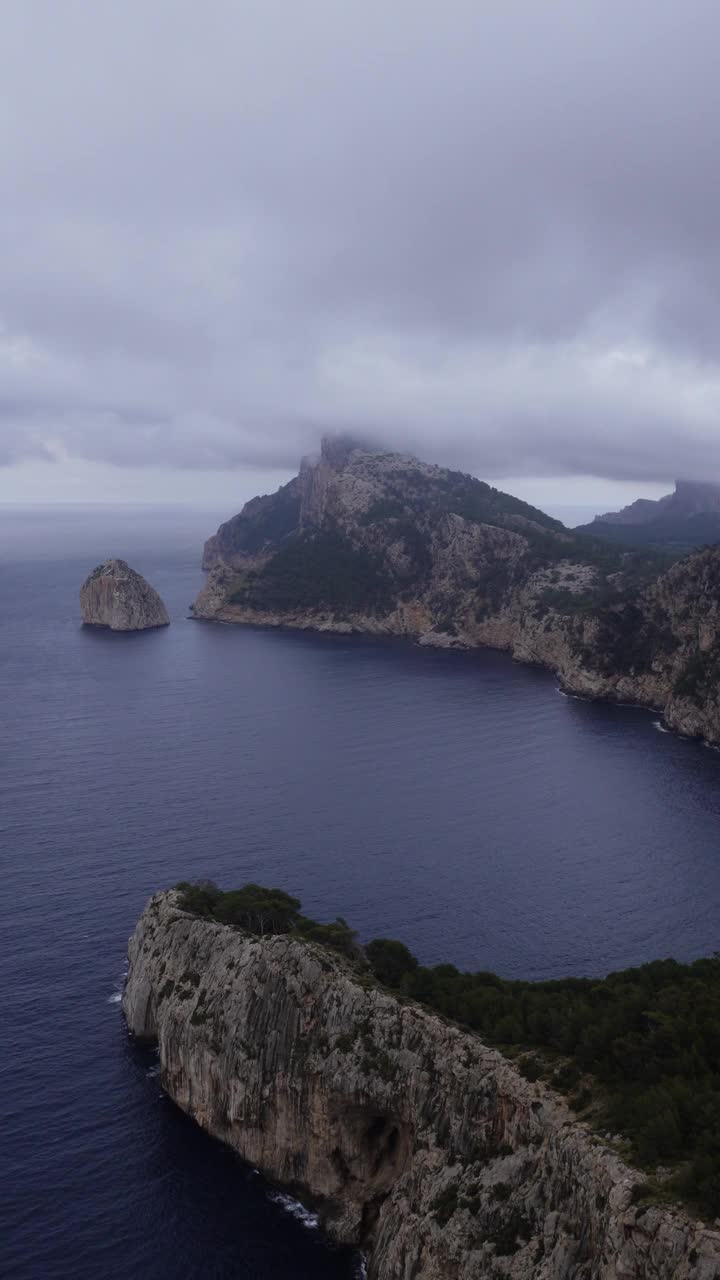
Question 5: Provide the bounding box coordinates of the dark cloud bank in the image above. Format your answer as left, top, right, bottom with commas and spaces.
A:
2, 0, 720, 489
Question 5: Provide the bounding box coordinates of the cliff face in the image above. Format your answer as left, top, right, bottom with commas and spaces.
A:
192, 440, 720, 743
123, 892, 720, 1280
202, 477, 302, 571
80, 559, 169, 631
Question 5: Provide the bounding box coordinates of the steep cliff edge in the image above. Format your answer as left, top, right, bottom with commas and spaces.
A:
192, 439, 720, 744
80, 559, 169, 631
123, 892, 720, 1279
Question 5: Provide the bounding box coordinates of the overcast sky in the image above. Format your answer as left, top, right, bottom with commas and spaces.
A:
2, 0, 719, 517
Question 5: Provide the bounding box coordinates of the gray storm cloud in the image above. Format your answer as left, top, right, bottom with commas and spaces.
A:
2, 0, 720, 485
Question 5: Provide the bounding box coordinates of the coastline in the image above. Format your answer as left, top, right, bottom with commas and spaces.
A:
188, 606, 707, 748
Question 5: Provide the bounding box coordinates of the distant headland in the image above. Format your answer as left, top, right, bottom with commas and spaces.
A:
191, 438, 720, 745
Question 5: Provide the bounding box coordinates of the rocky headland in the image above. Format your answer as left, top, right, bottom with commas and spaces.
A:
577, 480, 720, 550
80, 559, 169, 631
123, 890, 720, 1279
192, 438, 720, 744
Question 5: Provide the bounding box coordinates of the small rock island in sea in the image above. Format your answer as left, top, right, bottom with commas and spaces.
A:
80, 559, 169, 631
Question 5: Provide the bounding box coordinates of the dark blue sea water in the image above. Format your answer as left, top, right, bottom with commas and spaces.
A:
3, 505, 720, 1279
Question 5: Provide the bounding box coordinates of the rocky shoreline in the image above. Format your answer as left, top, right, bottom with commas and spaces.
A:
123, 891, 720, 1280
190, 582, 713, 747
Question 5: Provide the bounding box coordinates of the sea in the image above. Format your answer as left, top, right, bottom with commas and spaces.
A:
3, 504, 720, 1279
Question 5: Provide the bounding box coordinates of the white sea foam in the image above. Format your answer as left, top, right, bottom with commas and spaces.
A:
107, 992, 122, 1004
146, 1064, 161, 1078
268, 1190, 320, 1230
652, 720, 669, 734
355, 1256, 368, 1279
559, 685, 653, 714
556, 686, 589, 702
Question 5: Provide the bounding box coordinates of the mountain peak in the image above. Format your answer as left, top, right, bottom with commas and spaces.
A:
319, 432, 381, 469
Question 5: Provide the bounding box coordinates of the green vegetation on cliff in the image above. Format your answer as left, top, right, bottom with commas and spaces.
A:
177, 880, 720, 1217
209, 479, 302, 559
376, 945, 720, 1214
176, 880, 360, 958
228, 530, 395, 614
393, 466, 565, 534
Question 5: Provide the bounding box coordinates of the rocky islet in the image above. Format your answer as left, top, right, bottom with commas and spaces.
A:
80, 559, 169, 631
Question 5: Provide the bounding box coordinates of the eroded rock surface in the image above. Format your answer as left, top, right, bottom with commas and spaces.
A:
123, 892, 720, 1279
80, 559, 169, 631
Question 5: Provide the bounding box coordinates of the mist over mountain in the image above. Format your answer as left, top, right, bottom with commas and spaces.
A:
577, 480, 720, 549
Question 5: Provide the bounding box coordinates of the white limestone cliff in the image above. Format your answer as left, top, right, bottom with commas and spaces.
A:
123, 892, 720, 1279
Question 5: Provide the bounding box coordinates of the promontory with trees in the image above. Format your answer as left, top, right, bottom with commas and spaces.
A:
176, 880, 720, 1221
123, 885, 720, 1278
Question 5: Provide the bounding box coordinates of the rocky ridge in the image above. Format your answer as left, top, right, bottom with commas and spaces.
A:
192, 439, 720, 744
80, 559, 169, 631
123, 891, 720, 1280
594, 481, 720, 528
576, 480, 720, 550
